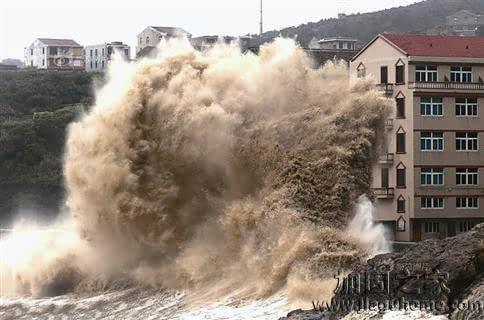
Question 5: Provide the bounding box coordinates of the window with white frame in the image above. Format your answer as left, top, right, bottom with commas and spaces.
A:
456, 197, 479, 209
459, 221, 476, 232
456, 132, 478, 151
424, 221, 440, 233
421, 132, 444, 151
450, 66, 472, 82
456, 98, 478, 117
456, 168, 479, 185
421, 197, 444, 209
416, 65, 438, 82
420, 97, 443, 116
420, 168, 444, 185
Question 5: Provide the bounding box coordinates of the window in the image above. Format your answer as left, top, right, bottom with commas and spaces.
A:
456, 197, 479, 209
420, 97, 443, 116
146, 36, 150, 45
90, 61, 93, 69
357, 64, 366, 78
450, 66, 472, 82
416, 65, 438, 82
381, 168, 389, 188
456, 168, 479, 185
396, 132, 406, 153
421, 198, 444, 209
95, 61, 98, 69
397, 196, 406, 213
456, 98, 478, 117
397, 216, 406, 232
95, 49, 98, 56
425, 221, 440, 233
101, 60, 105, 69
396, 98, 405, 118
459, 221, 476, 232
42, 59, 45, 66
30, 49, 33, 55
380, 66, 388, 84
42, 47, 45, 54
102, 48, 105, 56
420, 132, 444, 151
124, 48, 129, 57
396, 167, 406, 188
396, 65, 405, 83
456, 132, 478, 151
420, 168, 444, 185
90, 49, 93, 57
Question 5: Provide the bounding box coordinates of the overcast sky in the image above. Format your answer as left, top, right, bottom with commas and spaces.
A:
0, 0, 418, 60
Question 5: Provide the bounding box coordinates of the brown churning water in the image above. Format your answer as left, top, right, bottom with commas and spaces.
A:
1, 38, 390, 304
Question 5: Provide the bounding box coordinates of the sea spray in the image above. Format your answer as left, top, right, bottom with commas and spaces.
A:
348, 195, 391, 255
1, 38, 391, 305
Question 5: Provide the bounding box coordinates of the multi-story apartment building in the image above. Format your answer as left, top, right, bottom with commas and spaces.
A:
24, 38, 84, 70
136, 26, 191, 58
85, 42, 130, 72
350, 34, 484, 242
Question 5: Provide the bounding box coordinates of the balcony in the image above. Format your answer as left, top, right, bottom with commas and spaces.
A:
376, 83, 394, 96
409, 82, 484, 90
378, 153, 394, 164
385, 119, 393, 130
373, 187, 394, 199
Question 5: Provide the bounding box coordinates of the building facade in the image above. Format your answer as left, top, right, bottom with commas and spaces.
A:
310, 37, 360, 50
136, 26, 191, 58
351, 34, 484, 242
444, 10, 484, 36
24, 38, 84, 70
190, 35, 251, 52
85, 42, 130, 72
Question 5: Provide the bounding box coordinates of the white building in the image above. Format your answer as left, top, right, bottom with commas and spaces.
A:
85, 42, 130, 72
190, 35, 251, 52
24, 38, 84, 70
136, 26, 191, 58
309, 37, 359, 50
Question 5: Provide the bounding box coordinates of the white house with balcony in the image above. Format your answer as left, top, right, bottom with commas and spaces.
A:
24, 38, 84, 70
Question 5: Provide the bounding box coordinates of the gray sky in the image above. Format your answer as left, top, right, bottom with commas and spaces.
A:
0, 0, 418, 60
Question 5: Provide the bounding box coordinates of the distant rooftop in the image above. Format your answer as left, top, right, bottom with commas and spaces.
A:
37, 38, 82, 47
318, 37, 358, 43
381, 33, 484, 58
149, 26, 191, 37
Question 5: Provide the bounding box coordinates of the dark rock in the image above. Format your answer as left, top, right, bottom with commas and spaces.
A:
281, 223, 484, 319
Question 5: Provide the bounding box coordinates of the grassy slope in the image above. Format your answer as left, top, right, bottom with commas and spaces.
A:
0, 70, 101, 224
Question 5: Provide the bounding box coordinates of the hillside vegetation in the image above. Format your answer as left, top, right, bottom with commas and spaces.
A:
0, 70, 98, 114
255, 0, 484, 46
0, 71, 101, 224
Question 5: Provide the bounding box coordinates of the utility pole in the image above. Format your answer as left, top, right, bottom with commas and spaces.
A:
260, 0, 263, 35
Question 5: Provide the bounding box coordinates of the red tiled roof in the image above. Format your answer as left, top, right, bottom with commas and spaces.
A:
382, 34, 484, 58
37, 38, 81, 47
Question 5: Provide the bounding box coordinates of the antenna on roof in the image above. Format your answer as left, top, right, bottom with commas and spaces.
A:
260, 0, 263, 35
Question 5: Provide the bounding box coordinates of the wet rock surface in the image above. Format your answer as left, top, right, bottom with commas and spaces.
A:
282, 224, 484, 319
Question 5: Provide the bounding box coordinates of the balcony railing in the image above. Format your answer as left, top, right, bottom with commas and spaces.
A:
373, 187, 394, 199
378, 153, 394, 164
409, 82, 484, 90
376, 83, 394, 96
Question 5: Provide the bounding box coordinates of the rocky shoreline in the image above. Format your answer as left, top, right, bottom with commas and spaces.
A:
281, 224, 484, 319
